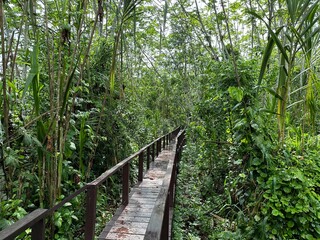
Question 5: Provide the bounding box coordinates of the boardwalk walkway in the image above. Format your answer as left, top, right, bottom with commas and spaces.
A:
0, 128, 185, 240
99, 143, 176, 240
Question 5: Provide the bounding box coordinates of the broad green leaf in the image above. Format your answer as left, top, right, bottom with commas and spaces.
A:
228, 86, 243, 102
22, 72, 36, 99
288, 221, 294, 228
299, 216, 307, 224
5, 155, 20, 167
254, 215, 260, 222
54, 218, 62, 228
247, 19, 285, 88
234, 118, 247, 129
257, 34, 275, 87
252, 158, 263, 166
63, 202, 72, 207
297, 0, 319, 31
286, 0, 296, 23
283, 187, 291, 193
272, 209, 280, 216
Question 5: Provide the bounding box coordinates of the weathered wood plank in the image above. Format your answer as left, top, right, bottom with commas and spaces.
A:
105, 233, 145, 240
116, 216, 150, 223
110, 226, 146, 235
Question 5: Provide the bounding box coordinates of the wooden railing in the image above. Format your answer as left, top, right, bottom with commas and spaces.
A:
145, 129, 186, 240
0, 127, 181, 240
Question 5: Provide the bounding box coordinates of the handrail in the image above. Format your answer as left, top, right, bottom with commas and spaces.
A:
145, 129, 186, 240
0, 127, 181, 240
0, 209, 47, 240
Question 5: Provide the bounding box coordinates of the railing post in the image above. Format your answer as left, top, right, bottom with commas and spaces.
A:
147, 146, 150, 170
156, 140, 158, 157
138, 152, 144, 182
85, 184, 98, 240
122, 163, 129, 205
31, 219, 45, 240
161, 195, 169, 239
162, 136, 165, 149
152, 142, 155, 161
169, 163, 176, 208
157, 139, 160, 156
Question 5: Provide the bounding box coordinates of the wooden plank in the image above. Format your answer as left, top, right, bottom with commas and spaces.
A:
120, 211, 153, 218
116, 216, 150, 223
130, 197, 156, 203
105, 233, 145, 240
109, 226, 147, 235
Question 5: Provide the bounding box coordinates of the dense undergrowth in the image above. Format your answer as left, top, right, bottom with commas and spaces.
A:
173, 137, 320, 239
0, 37, 179, 240
173, 60, 320, 239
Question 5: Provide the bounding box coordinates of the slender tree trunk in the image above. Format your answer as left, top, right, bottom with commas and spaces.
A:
0, 0, 10, 198
220, 0, 241, 87
1, 0, 9, 144
212, 1, 226, 60
194, 0, 219, 61
248, 0, 254, 57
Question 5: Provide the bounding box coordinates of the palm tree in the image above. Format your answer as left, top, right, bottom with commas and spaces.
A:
251, 0, 320, 143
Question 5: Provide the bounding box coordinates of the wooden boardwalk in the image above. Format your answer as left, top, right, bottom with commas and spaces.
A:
99, 143, 176, 240
0, 128, 185, 240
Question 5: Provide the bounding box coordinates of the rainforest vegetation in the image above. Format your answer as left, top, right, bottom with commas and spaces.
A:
0, 0, 320, 239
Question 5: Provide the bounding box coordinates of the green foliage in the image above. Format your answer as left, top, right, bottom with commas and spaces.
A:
2, 0, 320, 238
228, 87, 244, 102
173, 145, 216, 239
256, 152, 320, 239
173, 49, 320, 239
0, 199, 27, 231
52, 200, 83, 240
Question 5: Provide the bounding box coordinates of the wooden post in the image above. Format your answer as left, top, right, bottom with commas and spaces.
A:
161, 195, 169, 239
157, 139, 160, 156
156, 141, 158, 157
162, 136, 165, 149
138, 152, 144, 182
85, 185, 98, 240
31, 218, 45, 240
147, 146, 150, 170
122, 163, 129, 205
152, 143, 155, 161
169, 163, 176, 208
